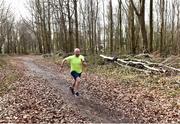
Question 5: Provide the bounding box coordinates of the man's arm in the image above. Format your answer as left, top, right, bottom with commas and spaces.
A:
59, 59, 67, 72
81, 58, 87, 72
61, 59, 66, 67
82, 60, 88, 80
61, 56, 71, 68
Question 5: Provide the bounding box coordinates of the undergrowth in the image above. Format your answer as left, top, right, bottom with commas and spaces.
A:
0, 57, 19, 96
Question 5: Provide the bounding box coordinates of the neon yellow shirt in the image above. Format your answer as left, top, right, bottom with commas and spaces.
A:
65, 55, 85, 73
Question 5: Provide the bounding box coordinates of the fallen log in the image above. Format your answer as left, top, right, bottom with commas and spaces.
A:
100, 54, 156, 74
100, 54, 180, 75
134, 53, 152, 58
118, 59, 160, 71
100, 55, 117, 61
114, 61, 151, 74
124, 58, 180, 73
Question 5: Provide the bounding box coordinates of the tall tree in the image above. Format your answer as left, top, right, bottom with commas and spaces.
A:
130, 0, 148, 52
73, 0, 79, 48
102, 0, 106, 53
171, 1, 175, 54
160, 0, 165, 55
67, 0, 74, 52
149, 0, 153, 52
176, 1, 180, 54
109, 0, 113, 54
128, 1, 135, 54
118, 0, 123, 53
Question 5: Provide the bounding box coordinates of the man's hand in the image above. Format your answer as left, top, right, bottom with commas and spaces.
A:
59, 59, 66, 72
59, 65, 64, 72
83, 73, 88, 81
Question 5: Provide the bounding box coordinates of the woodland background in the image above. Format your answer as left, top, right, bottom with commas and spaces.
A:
0, 0, 180, 57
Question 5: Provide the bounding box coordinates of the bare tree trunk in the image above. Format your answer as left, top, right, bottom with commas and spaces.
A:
47, 0, 51, 53
149, 0, 153, 52
160, 0, 165, 55
130, 0, 148, 53
74, 0, 79, 48
67, 0, 74, 52
171, 1, 175, 54
109, 0, 113, 54
79, 0, 87, 54
128, 2, 135, 54
118, 0, 123, 53
176, 1, 180, 54
102, 0, 106, 53
130, 4, 135, 54
94, 0, 99, 54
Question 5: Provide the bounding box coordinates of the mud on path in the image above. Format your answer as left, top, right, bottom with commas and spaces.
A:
9, 56, 126, 123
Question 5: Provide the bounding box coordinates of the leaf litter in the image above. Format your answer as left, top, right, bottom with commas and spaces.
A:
0, 56, 179, 123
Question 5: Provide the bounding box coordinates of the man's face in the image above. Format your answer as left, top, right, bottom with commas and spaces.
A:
74, 49, 80, 57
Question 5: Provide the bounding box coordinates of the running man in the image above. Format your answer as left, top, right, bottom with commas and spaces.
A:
60, 48, 87, 96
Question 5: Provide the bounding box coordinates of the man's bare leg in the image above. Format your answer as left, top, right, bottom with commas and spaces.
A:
72, 80, 76, 88
74, 77, 80, 96
70, 79, 76, 94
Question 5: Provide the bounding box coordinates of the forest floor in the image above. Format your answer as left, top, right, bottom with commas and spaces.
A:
0, 55, 179, 123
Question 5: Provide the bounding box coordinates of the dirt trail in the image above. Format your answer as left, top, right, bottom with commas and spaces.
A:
17, 56, 125, 123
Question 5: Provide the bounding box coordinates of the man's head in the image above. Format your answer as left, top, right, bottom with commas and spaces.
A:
74, 48, 80, 57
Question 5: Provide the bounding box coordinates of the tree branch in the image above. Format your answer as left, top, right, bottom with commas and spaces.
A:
130, 0, 140, 16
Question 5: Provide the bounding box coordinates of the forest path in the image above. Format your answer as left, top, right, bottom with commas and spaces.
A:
13, 56, 125, 123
